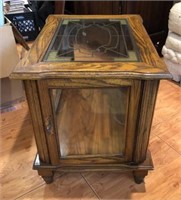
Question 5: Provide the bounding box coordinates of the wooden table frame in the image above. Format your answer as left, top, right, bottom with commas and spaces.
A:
11, 15, 171, 184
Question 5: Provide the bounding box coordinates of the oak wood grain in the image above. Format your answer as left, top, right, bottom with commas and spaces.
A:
24, 81, 50, 164
7, 15, 173, 185
133, 80, 160, 163
34, 78, 141, 166
10, 15, 171, 80
37, 80, 60, 165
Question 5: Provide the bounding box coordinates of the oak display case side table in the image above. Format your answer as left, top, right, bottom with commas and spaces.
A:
10, 15, 171, 184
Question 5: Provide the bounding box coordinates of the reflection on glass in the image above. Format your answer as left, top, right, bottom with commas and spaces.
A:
44, 19, 139, 62
51, 88, 129, 157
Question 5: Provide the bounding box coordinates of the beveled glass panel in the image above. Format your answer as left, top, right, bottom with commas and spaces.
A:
51, 88, 130, 158
44, 19, 139, 62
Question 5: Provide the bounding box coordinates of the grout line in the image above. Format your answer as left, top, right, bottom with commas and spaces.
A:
15, 173, 65, 200
152, 111, 181, 128
81, 173, 101, 200
151, 111, 181, 156
15, 183, 46, 200
152, 133, 181, 156
157, 135, 181, 156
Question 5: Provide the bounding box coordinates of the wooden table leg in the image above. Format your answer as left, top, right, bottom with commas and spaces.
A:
133, 170, 148, 184
38, 169, 54, 184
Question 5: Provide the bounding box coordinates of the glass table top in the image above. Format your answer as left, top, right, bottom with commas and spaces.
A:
43, 19, 140, 62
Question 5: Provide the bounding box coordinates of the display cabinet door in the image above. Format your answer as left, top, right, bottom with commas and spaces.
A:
37, 79, 141, 165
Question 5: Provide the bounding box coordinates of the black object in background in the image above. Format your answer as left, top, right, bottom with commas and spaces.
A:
28, 1, 55, 30
5, 11, 39, 41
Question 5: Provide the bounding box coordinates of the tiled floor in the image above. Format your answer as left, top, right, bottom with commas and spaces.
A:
0, 80, 181, 200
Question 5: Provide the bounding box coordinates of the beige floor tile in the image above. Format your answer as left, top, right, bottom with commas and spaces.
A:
153, 80, 181, 126
16, 173, 98, 200
1, 80, 181, 200
1, 101, 29, 128
151, 112, 181, 154
0, 112, 43, 200
82, 136, 181, 200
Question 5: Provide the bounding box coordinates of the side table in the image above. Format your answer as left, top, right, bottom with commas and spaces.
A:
10, 15, 171, 184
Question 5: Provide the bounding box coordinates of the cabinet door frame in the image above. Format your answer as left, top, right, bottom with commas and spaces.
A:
37, 78, 141, 166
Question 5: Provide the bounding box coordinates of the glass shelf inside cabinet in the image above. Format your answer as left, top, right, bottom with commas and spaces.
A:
43, 19, 139, 62
51, 88, 129, 158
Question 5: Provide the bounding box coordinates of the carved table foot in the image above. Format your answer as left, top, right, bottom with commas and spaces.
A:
133, 170, 148, 184
37, 168, 54, 184
42, 175, 54, 184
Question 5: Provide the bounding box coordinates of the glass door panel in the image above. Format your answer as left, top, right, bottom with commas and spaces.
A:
51, 87, 129, 158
